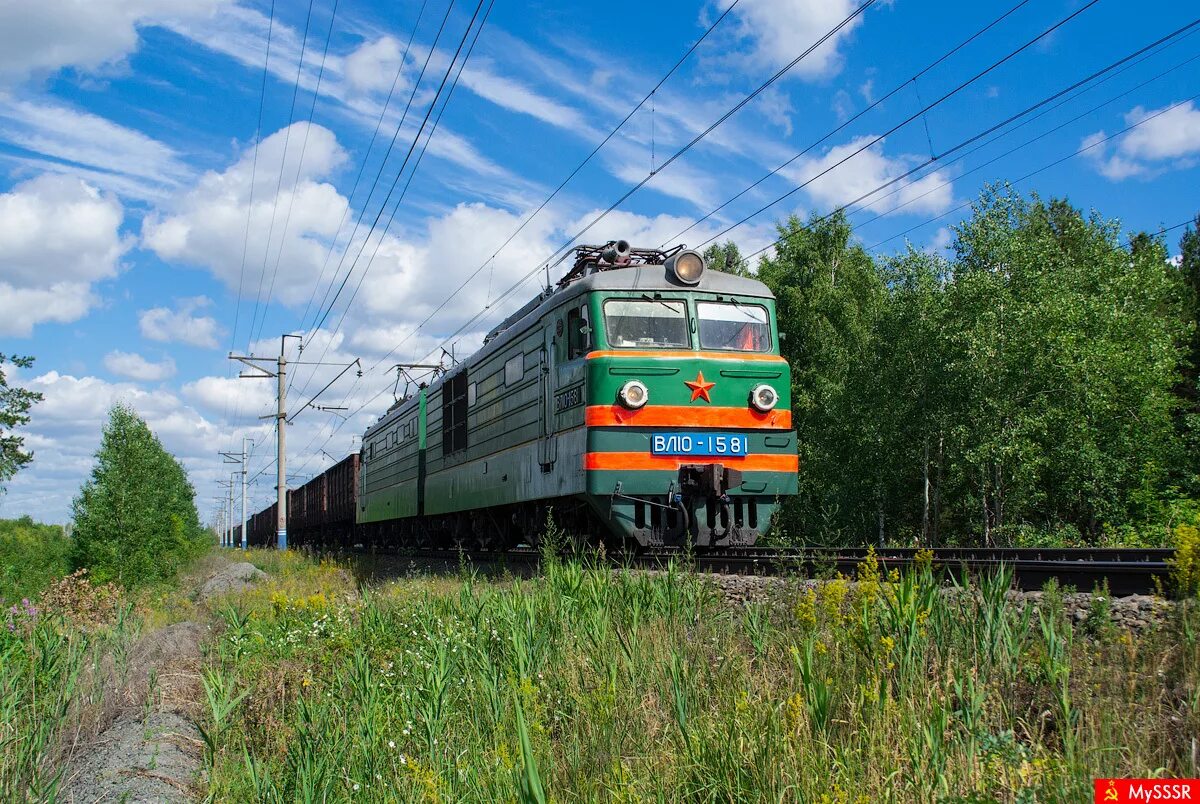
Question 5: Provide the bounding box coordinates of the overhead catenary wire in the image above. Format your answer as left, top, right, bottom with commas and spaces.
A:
254, 0, 344, 348
303, 0, 464, 343
323, 0, 499, 351
692, 0, 1114, 252
221, 0, 278, 461
399, 0, 1109, 376
325, 0, 882, 406
281, 0, 491, 474
294, 17, 1200, 476
846, 45, 1200, 242
360, 0, 749, 356
292, 0, 433, 349
245, 0, 319, 350
859, 92, 1200, 253
287, 0, 489, 408
658, 0, 1034, 248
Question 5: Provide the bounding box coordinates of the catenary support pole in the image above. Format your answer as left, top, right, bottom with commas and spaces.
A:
276, 338, 288, 550
241, 435, 249, 551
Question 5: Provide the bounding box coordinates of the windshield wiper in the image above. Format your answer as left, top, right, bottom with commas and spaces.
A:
641, 293, 680, 313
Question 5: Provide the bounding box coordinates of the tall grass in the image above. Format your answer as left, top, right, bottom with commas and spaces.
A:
203, 551, 1199, 801
0, 579, 134, 801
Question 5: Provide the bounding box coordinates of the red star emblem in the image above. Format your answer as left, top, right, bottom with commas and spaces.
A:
684, 370, 715, 403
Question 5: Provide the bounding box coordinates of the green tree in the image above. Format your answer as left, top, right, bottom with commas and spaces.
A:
757, 211, 885, 543
71, 403, 207, 587
934, 187, 1185, 543
1175, 215, 1200, 486
702, 240, 750, 276
1, 355, 43, 490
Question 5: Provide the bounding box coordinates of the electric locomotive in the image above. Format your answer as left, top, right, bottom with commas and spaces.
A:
355, 242, 797, 549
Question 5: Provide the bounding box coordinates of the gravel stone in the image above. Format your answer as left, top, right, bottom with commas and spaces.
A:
696, 572, 1175, 633
198, 561, 266, 600
59, 713, 201, 803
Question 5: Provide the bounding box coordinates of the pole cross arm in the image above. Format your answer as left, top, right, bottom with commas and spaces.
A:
229, 354, 278, 378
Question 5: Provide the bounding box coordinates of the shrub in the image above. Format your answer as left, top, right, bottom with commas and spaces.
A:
0, 516, 70, 604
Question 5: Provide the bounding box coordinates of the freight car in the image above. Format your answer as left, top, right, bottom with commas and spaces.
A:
241, 243, 799, 551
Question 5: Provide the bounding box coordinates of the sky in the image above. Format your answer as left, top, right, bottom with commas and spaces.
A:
1, 0, 1198, 525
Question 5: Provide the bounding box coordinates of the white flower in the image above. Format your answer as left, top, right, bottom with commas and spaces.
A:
388, 740, 396, 748
353, 783, 361, 791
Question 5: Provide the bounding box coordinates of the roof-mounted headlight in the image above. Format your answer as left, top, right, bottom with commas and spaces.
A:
618, 379, 649, 409
750, 384, 778, 412
665, 249, 705, 285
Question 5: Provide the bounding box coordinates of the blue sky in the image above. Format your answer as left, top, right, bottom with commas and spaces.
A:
1, 0, 1197, 524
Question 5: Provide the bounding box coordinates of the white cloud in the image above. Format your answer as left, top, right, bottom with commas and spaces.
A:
139, 296, 223, 349
103, 350, 176, 381
459, 62, 586, 129
0, 173, 128, 336
0, 96, 191, 198
785, 136, 954, 216
927, 227, 952, 255
0, 0, 230, 84
343, 36, 409, 95
0, 367, 268, 523
719, 0, 866, 78
183, 375, 275, 421
142, 122, 350, 304
1083, 100, 1200, 180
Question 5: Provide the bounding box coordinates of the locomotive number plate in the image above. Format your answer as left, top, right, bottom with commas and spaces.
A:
650, 432, 749, 456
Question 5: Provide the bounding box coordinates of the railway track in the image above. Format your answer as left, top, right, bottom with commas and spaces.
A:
339, 544, 1175, 597
682, 546, 1174, 596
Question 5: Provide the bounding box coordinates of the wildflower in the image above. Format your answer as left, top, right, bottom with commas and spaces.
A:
389, 740, 396, 748
352, 783, 361, 791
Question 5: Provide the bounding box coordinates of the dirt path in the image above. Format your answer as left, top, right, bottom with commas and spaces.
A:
57, 559, 266, 803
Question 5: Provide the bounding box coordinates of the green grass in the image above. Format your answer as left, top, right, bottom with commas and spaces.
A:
204, 551, 1200, 802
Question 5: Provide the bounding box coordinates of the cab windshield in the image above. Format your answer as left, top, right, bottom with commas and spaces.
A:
603, 298, 689, 348
697, 301, 771, 352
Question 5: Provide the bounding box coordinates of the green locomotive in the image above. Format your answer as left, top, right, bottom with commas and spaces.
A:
357, 242, 797, 549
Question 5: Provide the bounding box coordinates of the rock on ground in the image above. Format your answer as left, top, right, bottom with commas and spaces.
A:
60, 713, 201, 803
198, 561, 266, 600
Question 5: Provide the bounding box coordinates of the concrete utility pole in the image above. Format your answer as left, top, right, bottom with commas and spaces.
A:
220, 439, 251, 550
230, 336, 357, 551
216, 476, 236, 548
241, 436, 248, 551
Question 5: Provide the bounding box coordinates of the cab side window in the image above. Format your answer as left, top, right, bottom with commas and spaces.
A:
567, 304, 590, 360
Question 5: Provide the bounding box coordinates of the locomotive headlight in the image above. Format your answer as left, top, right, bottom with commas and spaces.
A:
749, 384, 778, 412
618, 379, 649, 409
664, 249, 705, 285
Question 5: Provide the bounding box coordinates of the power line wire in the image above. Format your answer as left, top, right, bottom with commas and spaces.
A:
693, 0, 1111, 251
304, 0, 461, 341
221, 0, 278, 458
292, 0, 432, 346
860, 91, 1200, 253
256, 0, 343, 348
246, 0, 318, 349
333, 0, 880, 399
298, 15, 1196, 470
289, 0, 490, 402
660, 0, 1033, 248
